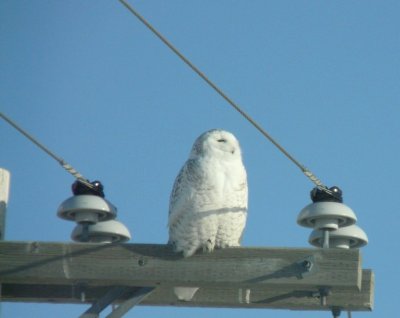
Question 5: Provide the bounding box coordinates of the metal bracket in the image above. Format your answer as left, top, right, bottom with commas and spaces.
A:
79, 287, 130, 318
106, 287, 154, 318
79, 286, 154, 318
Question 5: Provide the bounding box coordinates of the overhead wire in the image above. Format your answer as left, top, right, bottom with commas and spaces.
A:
1, 3, 331, 195
0, 112, 94, 189
118, 0, 331, 194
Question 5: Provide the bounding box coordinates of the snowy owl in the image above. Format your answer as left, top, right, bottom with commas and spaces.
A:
168, 129, 248, 301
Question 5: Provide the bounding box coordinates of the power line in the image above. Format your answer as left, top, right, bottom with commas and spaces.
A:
118, 0, 330, 193
0, 112, 93, 189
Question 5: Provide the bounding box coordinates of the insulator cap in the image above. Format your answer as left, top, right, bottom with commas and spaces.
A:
57, 195, 117, 224
297, 201, 357, 230
309, 224, 368, 249
71, 220, 131, 243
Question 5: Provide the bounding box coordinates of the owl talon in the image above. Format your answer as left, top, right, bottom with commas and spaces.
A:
203, 239, 215, 253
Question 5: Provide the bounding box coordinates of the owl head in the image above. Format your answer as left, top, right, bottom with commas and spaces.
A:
189, 129, 243, 160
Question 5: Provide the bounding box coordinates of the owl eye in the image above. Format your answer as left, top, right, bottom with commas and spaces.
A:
217, 138, 227, 143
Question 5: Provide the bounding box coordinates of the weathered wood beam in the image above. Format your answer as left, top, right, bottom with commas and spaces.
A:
0, 270, 374, 311
0, 242, 361, 290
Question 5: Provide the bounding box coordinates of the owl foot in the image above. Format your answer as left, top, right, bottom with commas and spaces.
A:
182, 246, 198, 258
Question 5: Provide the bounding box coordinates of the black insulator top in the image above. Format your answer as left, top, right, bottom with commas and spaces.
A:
72, 180, 105, 198
310, 186, 343, 203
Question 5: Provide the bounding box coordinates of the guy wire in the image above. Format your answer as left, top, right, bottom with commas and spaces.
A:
0, 112, 93, 189
118, 0, 330, 193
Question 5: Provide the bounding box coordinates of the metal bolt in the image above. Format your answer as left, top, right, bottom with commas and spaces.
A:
80, 291, 86, 303
297, 257, 314, 278
318, 287, 331, 306
332, 307, 341, 318
302, 260, 313, 271
138, 258, 146, 266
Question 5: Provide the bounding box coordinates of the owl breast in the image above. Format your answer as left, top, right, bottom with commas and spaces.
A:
169, 157, 247, 257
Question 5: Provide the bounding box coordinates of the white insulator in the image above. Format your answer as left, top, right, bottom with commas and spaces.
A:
309, 224, 368, 249
297, 201, 357, 230
71, 219, 131, 243
57, 195, 117, 224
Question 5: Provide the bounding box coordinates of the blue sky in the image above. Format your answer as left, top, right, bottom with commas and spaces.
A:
1, 1, 399, 317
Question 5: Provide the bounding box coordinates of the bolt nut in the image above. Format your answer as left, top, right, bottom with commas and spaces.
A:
302, 260, 313, 271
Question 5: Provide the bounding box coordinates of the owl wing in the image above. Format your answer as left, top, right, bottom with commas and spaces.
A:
168, 161, 194, 230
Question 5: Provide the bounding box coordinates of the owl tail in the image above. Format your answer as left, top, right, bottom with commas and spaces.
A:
173, 287, 199, 301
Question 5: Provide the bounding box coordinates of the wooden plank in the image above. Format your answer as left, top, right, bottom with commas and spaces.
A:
0, 270, 374, 311
0, 242, 361, 290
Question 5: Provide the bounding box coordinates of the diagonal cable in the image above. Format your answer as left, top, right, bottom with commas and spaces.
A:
0, 112, 93, 189
118, 0, 330, 193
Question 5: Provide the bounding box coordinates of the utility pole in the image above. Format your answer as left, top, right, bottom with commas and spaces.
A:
0, 168, 10, 240
0, 169, 10, 318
